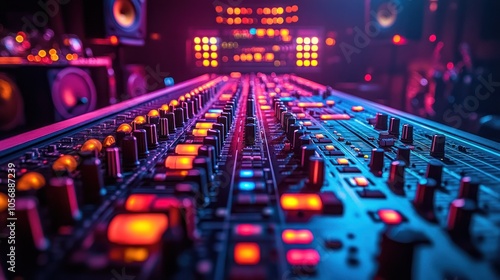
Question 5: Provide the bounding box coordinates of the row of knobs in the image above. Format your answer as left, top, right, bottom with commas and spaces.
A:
375, 113, 446, 158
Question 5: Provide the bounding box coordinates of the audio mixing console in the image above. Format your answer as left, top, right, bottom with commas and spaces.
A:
0, 73, 499, 280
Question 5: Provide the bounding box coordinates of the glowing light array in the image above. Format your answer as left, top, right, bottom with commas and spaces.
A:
193, 37, 219, 68
296, 37, 319, 67
214, 5, 298, 25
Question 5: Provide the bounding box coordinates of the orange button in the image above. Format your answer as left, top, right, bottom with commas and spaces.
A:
320, 114, 351, 120
195, 122, 214, 129
234, 242, 260, 265
353, 176, 369, 187
205, 112, 220, 119
286, 249, 320, 266
325, 145, 335, 151
192, 128, 208, 136
378, 209, 403, 224
303, 121, 313, 126
174, 144, 202, 155
280, 193, 322, 211
351, 106, 364, 112
298, 102, 323, 108
165, 156, 195, 169
282, 229, 314, 244
125, 194, 156, 212
336, 158, 349, 165
315, 134, 324, 139
108, 213, 168, 245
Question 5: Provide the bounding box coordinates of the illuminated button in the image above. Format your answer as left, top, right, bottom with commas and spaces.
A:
208, 109, 223, 113
315, 134, 324, 139
133, 116, 147, 125
17, 172, 46, 191
353, 176, 369, 187
351, 106, 364, 112
102, 135, 116, 148
219, 93, 233, 101
286, 249, 320, 266
303, 121, 313, 126
280, 194, 322, 211
164, 156, 196, 169
52, 155, 78, 173
205, 112, 220, 119
195, 122, 214, 129
234, 242, 260, 265
147, 109, 159, 117
192, 128, 208, 136
235, 224, 263, 236
125, 194, 156, 212
336, 158, 349, 165
325, 145, 335, 151
169, 100, 179, 108
238, 181, 256, 191
239, 169, 254, 178
297, 113, 306, 118
159, 104, 169, 111
377, 209, 404, 225
326, 100, 335, 106
261, 105, 271, 110
174, 144, 202, 155
282, 229, 314, 244
320, 114, 351, 120
298, 102, 323, 108
0, 192, 7, 212
107, 213, 168, 245
81, 139, 102, 152
117, 123, 133, 133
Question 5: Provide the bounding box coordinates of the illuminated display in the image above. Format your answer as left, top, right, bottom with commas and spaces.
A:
193, 36, 219, 68
214, 5, 299, 26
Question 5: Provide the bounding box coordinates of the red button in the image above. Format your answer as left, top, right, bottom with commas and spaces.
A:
378, 209, 403, 224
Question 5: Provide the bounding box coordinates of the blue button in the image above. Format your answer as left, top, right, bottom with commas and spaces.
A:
239, 170, 254, 178
249, 28, 256, 35
208, 109, 223, 113
238, 181, 255, 191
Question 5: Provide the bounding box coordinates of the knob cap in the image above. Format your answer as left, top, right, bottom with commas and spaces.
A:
133, 129, 149, 158
396, 146, 411, 165
47, 177, 81, 227
165, 112, 176, 133
193, 156, 213, 189
389, 117, 400, 137
287, 123, 301, 142
388, 160, 406, 194
198, 145, 216, 173
376, 225, 429, 280
307, 156, 325, 190
375, 113, 388, 130
301, 145, 317, 170
17, 198, 49, 251
212, 123, 225, 142
292, 128, 306, 150
458, 177, 480, 202
430, 134, 446, 158
369, 148, 385, 176
174, 108, 185, 127
245, 123, 256, 146
217, 116, 229, 135
144, 124, 159, 148
159, 118, 170, 139
401, 124, 414, 144
80, 157, 105, 204
122, 135, 140, 169
295, 135, 312, 157
246, 98, 255, 117
447, 199, 475, 239
204, 136, 219, 158
413, 178, 437, 220
106, 147, 123, 179
425, 159, 443, 186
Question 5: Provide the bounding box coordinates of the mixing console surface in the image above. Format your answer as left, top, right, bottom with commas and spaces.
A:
0, 73, 499, 280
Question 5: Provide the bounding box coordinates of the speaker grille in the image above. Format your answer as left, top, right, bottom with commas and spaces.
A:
0, 73, 25, 130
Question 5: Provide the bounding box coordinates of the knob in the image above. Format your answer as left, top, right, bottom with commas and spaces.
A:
388, 160, 406, 194
47, 177, 81, 227
80, 157, 105, 204
413, 178, 437, 220
307, 156, 325, 190
376, 225, 429, 280
389, 117, 400, 137
425, 159, 443, 186
174, 108, 184, 127
282, 112, 293, 128
447, 199, 475, 239
375, 113, 388, 130
133, 129, 149, 158
204, 136, 219, 158
287, 123, 301, 142
208, 129, 223, 151
106, 147, 123, 179
217, 116, 229, 135
292, 128, 306, 151
245, 123, 256, 146
301, 145, 317, 170
246, 98, 255, 117
295, 135, 312, 157
165, 112, 176, 133
144, 124, 159, 148
17, 198, 49, 251
278, 106, 287, 122
181, 102, 190, 120
396, 146, 411, 165
193, 156, 213, 185
369, 148, 384, 176
286, 117, 297, 133
122, 135, 140, 169
221, 112, 232, 127
159, 118, 169, 139
458, 177, 480, 202
212, 123, 225, 142
430, 134, 446, 158
401, 124, 413, 144
198, 145, 216, 173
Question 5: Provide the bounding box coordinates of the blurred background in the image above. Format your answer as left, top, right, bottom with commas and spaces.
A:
1, 0, 500, 141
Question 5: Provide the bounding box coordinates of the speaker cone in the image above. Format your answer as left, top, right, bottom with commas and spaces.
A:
51, 68, 97, 120
376, 3, 398, 28
0, 73, 24, 130
113, 0, 137, 29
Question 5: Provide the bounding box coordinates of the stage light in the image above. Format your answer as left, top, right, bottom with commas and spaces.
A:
296, 53, 303, 59
364, 74, 372, 82
311, 52, 318, 59
296, 45, 303, 51
215, 6, 223, 13
304, 45, 311, 52
203, 60, 210, 67
211, 53, 218, 59
211, 60, 218, 67
429, 34, 437, 42
210, 45, 217, 51
194, 37, 200, 44
227, 7, 233, 15
296, 37, 303, 44
304, 37, 311, 45
311, 60, 318, 67
326, 38, 336, 46
312, 45, 318, 51
202, 45, 209, 51
304, 52, 310, 59
296, 60, 303, 67
304, 60, 311, 67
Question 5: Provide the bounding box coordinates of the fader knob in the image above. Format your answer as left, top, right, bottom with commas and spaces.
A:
144, 124, 159, 148
388, 117, 400, 137
106, 147, 123, 179
133, 129, 149, 158
458, 177, 480, 202
396, 146, 411, 165
174, 108, 184, 127
447, 199, 475, 238
400, 124, 414, 144
80, 157, 105, 204
369, 148, 385, 176
430, 134, 446, 158
17, 198, 49, 251
198, 145, 216, 173
413, 178, 437, 219
425, 159, 443, 186
122, 135, 140, 169
376, 225, 429, 280
388, 160, 406, 194
375, 113, 388, 130
246, 98, 255, 117
47, 177, 81, 227
245, 123, 256, 146
308, 156, 325, 190
204, 136, 219, 158
301, 145, 317, 170
159, 118, 169, 139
